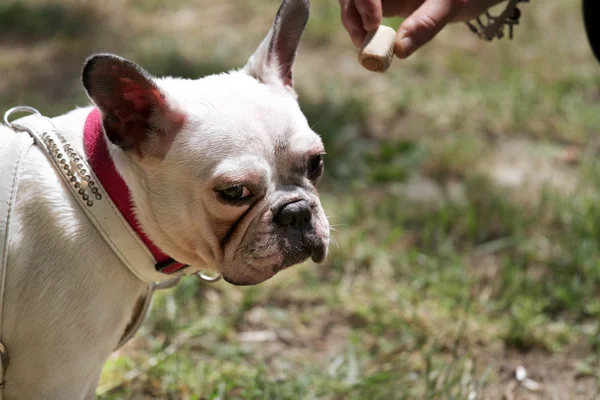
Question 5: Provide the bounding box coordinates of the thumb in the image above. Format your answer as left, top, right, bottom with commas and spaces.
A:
394, 0, 467, 58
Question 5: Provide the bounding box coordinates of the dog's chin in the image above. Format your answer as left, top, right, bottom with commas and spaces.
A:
220, 230, 329, 286
222, 273, 274, 286
221, 249, 319, 286
221, 265, 284, 286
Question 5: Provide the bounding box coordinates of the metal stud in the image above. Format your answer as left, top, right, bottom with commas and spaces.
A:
33, 126, 109, 209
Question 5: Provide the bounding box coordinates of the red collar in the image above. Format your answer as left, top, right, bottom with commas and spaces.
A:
83, 108, 186, 275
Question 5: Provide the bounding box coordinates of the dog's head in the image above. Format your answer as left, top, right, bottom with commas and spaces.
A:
81, 0, 329, 285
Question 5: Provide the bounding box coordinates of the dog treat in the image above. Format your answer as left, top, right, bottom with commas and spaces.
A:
358, 25, 397, 73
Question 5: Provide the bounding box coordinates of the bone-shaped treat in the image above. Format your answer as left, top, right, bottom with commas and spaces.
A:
358, 25, 397, 73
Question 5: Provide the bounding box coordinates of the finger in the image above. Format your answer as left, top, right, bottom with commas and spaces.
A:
381, 1, 413, 17
339, 0, 368, 47
354, 0, 383, 31
394, 0, 467, 58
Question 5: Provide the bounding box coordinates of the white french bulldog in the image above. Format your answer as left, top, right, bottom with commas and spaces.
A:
0, 0, 329, 398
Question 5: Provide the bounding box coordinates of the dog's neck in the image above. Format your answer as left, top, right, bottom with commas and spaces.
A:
83, 108, 186, 274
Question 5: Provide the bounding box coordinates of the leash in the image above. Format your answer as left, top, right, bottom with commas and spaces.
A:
0, 110, 34, 394
0, 106, 220, 394
6, 107, 184, 284
4, 107, 220, 283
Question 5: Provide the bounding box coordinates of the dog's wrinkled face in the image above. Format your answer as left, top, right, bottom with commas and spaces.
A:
82, 0, 329, 285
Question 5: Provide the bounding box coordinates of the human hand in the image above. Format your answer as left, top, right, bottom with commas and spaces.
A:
339, 0, 506, 58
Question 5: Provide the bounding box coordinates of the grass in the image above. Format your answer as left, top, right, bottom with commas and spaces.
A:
2, 0, 600, 398
0, 1, 96, 43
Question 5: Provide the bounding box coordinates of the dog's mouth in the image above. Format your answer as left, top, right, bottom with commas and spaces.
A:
222, 237, 328, 286
277, 247, 313, 271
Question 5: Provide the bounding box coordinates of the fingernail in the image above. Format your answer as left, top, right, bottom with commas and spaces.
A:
352, 30, 366, 48
363, 16, 378, 32
396, 35, 414, 58
364, 22, 377, 32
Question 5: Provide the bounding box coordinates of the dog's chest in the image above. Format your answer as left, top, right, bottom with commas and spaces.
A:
0, 127, 150, 383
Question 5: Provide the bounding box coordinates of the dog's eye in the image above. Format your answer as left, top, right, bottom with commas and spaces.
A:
307, 154, 324, 180
219, 185, 251, 201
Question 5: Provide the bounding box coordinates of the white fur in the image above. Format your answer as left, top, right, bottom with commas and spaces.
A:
1, 1, 328, 398
3, 108, 148, 399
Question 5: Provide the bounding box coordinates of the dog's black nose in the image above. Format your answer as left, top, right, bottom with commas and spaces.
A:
276, 200, 311, 229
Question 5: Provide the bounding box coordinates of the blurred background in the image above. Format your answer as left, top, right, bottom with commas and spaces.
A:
2, 0, 600, 398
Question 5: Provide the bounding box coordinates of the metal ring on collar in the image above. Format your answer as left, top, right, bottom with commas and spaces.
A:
3, 106, 41, 128
195, 271, 222, 282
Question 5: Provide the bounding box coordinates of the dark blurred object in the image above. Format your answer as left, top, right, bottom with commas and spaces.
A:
583, 0, 600, 64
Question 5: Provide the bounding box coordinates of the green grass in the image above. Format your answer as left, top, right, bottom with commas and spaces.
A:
0, 1, 96, 43
2, 0, 600, 398
97, 169, 600, 398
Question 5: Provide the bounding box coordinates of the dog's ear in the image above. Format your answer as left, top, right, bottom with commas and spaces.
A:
82, 54, 184, 158
244, 0, 309, 88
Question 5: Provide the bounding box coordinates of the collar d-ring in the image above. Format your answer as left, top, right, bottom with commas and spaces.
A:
3, 106, 41, 127
195, 270, 221, 283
